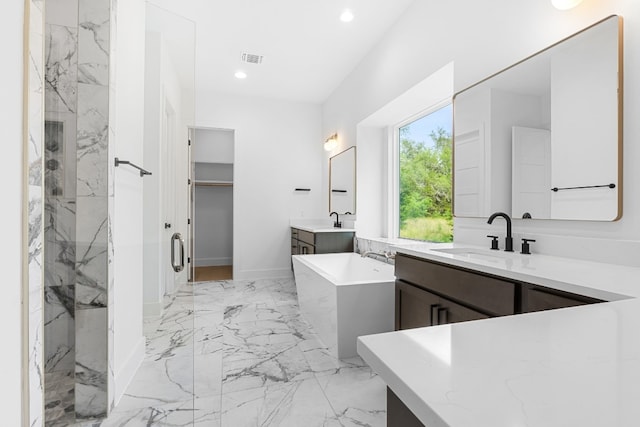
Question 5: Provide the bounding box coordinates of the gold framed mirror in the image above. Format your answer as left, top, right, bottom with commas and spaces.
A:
329, 146, 356, 214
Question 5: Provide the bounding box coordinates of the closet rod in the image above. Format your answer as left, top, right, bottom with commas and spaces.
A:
195, 181, 233, 187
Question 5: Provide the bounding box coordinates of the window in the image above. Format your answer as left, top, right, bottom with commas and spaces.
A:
397, 103, 453, 242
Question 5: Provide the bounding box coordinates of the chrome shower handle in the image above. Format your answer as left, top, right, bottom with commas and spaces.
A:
171, 232, 185, 272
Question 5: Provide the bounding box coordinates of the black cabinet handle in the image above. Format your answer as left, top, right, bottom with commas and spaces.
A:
438, 307, 448, 324
430, 304, 440, 326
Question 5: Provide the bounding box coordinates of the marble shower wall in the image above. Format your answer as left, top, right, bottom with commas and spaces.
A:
28, 1, 46, 426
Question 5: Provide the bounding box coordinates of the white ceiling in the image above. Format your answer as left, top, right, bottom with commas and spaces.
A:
146, 0, 416, 104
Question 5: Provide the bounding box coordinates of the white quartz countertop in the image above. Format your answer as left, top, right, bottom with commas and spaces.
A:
357, 242, 640, 427
290, 223, 356, 233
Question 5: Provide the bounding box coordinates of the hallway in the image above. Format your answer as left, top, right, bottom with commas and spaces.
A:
68, 278, 386, 426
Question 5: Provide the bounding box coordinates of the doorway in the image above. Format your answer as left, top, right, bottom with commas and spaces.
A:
190, 128, 235, 282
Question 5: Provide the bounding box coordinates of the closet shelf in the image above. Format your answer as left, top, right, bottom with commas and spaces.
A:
194, 180, 233, 187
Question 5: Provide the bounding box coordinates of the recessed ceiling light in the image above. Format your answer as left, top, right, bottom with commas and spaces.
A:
234, 70, 247, 79
340, 9, 354, 23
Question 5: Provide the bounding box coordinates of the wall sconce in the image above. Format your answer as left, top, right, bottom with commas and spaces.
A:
551, 0, 583, 10
324, 133, 338, 151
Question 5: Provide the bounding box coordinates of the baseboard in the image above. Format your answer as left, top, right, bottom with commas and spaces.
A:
143, 301, 162, 317
113, 336, 145, 406
195, 257, 232, 267
233, 268, 293, 281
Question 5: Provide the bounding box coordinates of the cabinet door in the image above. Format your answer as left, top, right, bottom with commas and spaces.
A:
524, 287, 599, 313
396, 281, 440, 330
395, 254, 515, 316
437, 296, 490, 324
396, 281, 490, 331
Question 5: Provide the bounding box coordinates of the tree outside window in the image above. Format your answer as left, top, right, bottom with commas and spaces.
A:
398, 104, 453, 242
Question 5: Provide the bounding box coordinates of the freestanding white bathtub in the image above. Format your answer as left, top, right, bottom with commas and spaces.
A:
291, 252, 396, 359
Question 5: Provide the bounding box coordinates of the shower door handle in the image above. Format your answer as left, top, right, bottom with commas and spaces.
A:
171, 232, 185, 272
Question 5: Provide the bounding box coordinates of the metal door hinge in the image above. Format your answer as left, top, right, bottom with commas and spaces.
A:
188, 178, 191, 185
187, 218, 191, 225
187, 257, 191, 263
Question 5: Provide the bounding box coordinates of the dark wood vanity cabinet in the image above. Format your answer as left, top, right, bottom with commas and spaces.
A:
395, 253, 515, 330
394, 253, 604, 331
290, 227, 354, 256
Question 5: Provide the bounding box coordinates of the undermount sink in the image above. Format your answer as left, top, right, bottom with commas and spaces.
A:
432, 247, 519, 262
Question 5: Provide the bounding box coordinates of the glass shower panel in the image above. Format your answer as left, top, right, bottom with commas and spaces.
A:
44, 0, 112, 423
43, 0, 79, 423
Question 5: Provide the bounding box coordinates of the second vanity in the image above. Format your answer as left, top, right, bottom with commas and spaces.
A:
357, 243, 640, 427
290, 224, 355, 255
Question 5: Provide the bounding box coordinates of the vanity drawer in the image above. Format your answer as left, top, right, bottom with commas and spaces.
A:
297, 230, 315, 246
395, 254, 515, 316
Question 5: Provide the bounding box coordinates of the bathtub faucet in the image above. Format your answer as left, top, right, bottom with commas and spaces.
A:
361, 250, 396, 261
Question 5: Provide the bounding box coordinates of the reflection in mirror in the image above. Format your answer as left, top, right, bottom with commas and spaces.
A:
330, 147, 356, 214
453, 15, 622, 221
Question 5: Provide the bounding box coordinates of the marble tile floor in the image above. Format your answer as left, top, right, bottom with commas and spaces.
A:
57, 277, 387, 426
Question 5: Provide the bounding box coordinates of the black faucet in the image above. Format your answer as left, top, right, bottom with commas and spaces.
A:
487, 212, 513, 252
330, 211, 341, 228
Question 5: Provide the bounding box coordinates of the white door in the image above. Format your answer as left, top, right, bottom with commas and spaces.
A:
512, 127, 551, 219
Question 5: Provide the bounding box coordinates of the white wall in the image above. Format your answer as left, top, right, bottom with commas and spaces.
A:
112, 0, 146, 403
193, 128, 234, 163
195, 92, 323, 279
353, 127, 386, 237
323, 0, 640, 267
2, 1, 24, 423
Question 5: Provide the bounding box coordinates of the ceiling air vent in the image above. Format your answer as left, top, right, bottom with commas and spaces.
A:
241, 52, 264, 64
